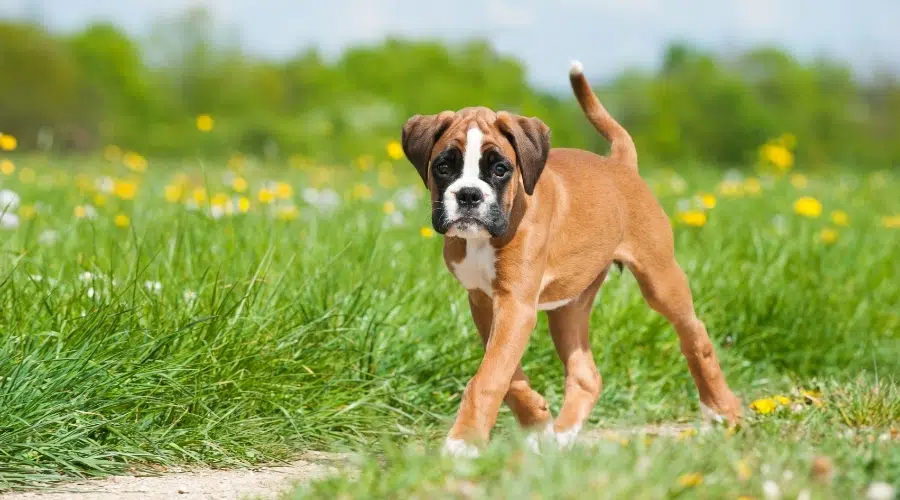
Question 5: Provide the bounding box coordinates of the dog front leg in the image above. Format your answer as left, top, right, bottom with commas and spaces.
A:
443, 295, 537, 457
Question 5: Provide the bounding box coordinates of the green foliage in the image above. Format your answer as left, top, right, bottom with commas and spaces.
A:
1, 14, 898, 167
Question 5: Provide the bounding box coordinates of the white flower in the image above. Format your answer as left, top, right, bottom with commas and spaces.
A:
185, 199, 199, 211
669, 175, 687, 194
183, 289, 197, 304
38, 229, 59, 245
797, 489, 811, 500
396, 187, 420, 209
302, 187, 320, 205
762, 480, 781, 500
79, 272, 93, 281
1, 189, 20, 210
0, 212, 19, 230
724, 169, 744, 182
866, 482, 896, 500
87, 287, 97, 299
81, 204, 98, 220
386, 211, 405, 226
96, 176, 115, 193
676, 198, 693, 212
144, 281, 162, 293
210, 204, 226, 220
313, 188, 341, 213
30, 274, 43, 282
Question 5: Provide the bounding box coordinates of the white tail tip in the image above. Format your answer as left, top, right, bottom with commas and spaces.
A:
569, 60, 584, 76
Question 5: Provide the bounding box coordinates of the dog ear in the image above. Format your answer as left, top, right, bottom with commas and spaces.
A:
401, 111, 456, 187
496, 112, 551, 195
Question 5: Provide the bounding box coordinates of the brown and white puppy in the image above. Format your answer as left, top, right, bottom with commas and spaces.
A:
402, 61, 742, 457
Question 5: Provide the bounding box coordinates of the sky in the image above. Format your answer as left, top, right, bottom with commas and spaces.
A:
1, 0, 898, 90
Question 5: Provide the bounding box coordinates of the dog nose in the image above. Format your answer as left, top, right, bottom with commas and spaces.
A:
456, 187, 484, 208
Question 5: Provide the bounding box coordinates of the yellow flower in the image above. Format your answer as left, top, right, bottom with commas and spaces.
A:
881, 215, 900, 229
736, 496, 756, 500
750, 398, 777, 414
114, 214, 130, 228
104, 145, 122, 162
793, 196, 822, 218
743, 177, 762, 196
383, 201, 396, 214
192, 187, 208, 204
378, 169, 398, 189
830, 210, 849, 226
93, 194, 107, 207
760, 143, 793, 171
790, 173, 808, 189
0, 133, 18, 151
275, 182, 293, 199
123, 152, 147, 173
698, 193, 717, 209
19, 204, 36, 220
277, 205, 299, 221
196, 114, 214, 132
231, 176, 248, 193
74, 205, 87, 219
801, 389, 824, 406
211, 192, 230, 207
0, 159, 14, 176
420, 226, 435, 238
352, 183, 373, 200
677, 210, 707, 227
718, 180, 744, 198
774, 395, 791, 405
237, 196, 251, 213
258, 188, 275, 204
820, 228, 838, 244
677, 473, 703, 487
386, 140, 404, 160
164, 185, 183, 203
736, 459, 752, 481
113, 180, 138, 200
355, 155, 374, 171
19, 167, 36, 184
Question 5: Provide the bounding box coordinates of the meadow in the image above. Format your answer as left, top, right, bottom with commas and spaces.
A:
0, 140, 898, 498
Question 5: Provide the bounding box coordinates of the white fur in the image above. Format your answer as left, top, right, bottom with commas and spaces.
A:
451, 238, 496, 297
699, 401, 725, 424
443, 127, 495, 238
523, 421, 556, 453
569, 60, 584, 76
442, 437, 480, 458
537, 297, 574, 311
555, 423, 582, 449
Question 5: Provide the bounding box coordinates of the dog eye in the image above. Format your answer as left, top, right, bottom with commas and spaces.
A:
491, 163, 510, 177
434, 163, 451, 177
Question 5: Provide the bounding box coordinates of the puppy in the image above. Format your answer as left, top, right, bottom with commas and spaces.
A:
401, 61, 741, 457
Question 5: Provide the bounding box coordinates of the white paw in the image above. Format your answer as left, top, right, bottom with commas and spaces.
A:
523, 422, 555, 453
555, 424, 582, 449
699, 401, 725, 424
441, 438, 480, 458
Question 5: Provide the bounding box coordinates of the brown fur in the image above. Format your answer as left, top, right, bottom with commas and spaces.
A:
406, 68, 741, 449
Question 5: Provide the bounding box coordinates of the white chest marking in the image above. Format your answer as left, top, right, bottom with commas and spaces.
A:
537, 297, 574, 311
451, 239, 496, 296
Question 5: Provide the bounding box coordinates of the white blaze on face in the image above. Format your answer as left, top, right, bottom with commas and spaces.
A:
443, 126, 495, 239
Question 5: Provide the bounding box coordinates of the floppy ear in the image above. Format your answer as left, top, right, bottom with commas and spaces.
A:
496, 112, 551, 195
401, 111, 456, 187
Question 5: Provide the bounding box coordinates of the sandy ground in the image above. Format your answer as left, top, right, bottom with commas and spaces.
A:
0, 424, 710, 499
0, 452, 352, 500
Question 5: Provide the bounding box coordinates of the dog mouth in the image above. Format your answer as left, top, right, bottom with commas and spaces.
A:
449, 216, 487, 229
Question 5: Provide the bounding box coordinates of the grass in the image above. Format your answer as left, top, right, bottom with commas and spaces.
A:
1, 155, 898, 495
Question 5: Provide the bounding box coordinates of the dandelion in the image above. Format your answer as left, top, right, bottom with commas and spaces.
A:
750, 398, 777, 414
0, 212, 19, 230
793, 197, 822, 218
113, 180, 138, 200
144, 281, 162, 293
276, 204, 299, 221
774, 395, 791, 406
880, 215, 900, 229
232, 176, 248, 193
196, 114, 214, 132
258, 188, 275, 204
114, 214, 130, 228
352, 183, 373, 200
820, 228, 838, 244
677, 473, 703, 487
19, 204, 36, 220
737, 459, 752, 481
0, 133, 18, 151
790, 173, 808, 189
718, 180, 744, 198
104, 145, 122, 161
192, 187, 208, 204
744, 177, 762, 195
74, 204, 98, 220
383, 201, 396, 214
0, 189, 20, 210
211, 192, 230, 207
697, 193, 717, 209
164, 184, 184, 203
830, 210, 849, 226
275, 182, 294, 199
420, 226, 435, 238
677, 210, 707, 227
237, 196, 251, 213
123, 152, 147, 172
0, 159, 14, 176
386, 140, 404, 160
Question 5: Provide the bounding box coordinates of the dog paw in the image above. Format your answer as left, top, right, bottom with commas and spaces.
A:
699, 401, 726, 424
700, 396, 743, 425
441, 438, 480, 459
554, 424, 582, 449
523, 422, 555, 453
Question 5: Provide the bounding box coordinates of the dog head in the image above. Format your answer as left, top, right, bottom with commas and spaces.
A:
402, 107, 550, 239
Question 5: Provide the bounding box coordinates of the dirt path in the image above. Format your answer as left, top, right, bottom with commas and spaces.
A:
0, 423, 710, 499
0, 452, 352, 500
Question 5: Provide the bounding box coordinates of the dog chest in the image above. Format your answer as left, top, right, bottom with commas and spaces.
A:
450, 239, 496, 296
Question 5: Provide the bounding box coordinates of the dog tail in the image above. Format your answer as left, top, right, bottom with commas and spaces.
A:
569, 60, 638, 169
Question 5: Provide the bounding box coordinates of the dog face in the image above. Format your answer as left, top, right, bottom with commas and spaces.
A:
402, 107, 550, 239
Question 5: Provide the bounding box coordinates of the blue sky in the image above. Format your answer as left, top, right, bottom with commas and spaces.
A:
2, 0, 898, 89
